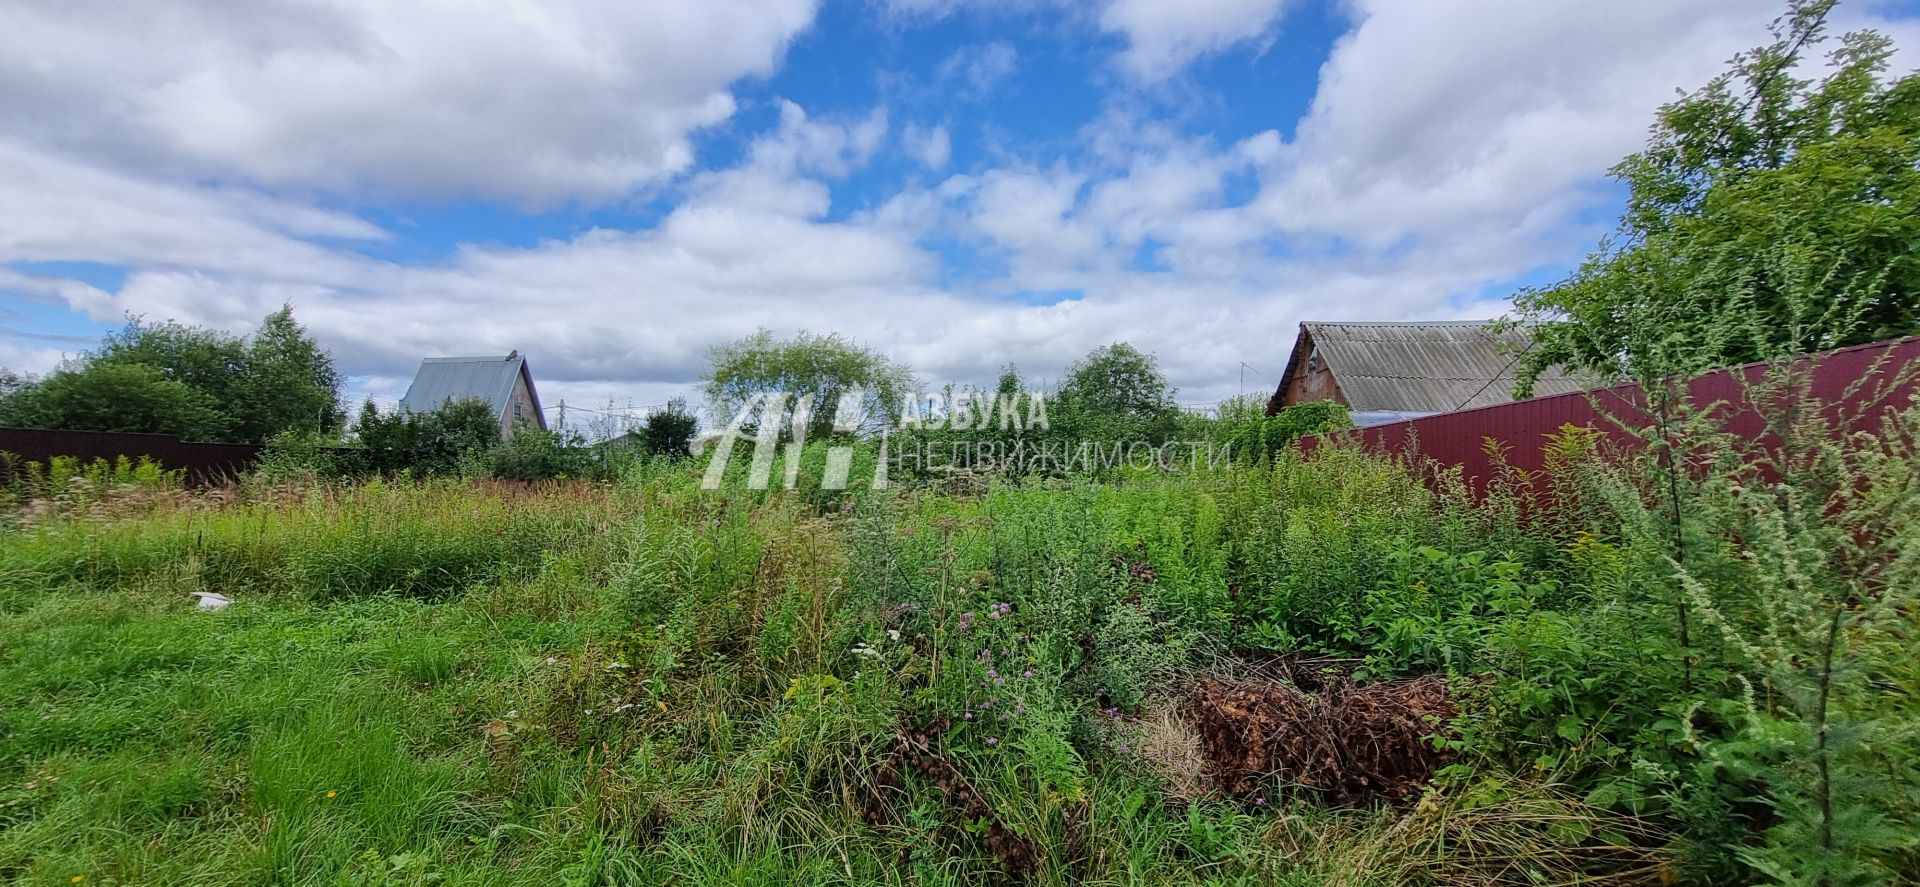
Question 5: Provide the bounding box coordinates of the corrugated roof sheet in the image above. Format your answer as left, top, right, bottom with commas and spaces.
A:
399, 353, 538, 422
1301, 321, 1588, 413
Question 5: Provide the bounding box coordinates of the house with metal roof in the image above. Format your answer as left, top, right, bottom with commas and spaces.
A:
398, 351, 547, 438
1265, 321, 1589, 426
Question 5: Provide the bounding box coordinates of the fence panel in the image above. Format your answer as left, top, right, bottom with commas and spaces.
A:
0, 427, 262, 486
1297, 336, 1920, 490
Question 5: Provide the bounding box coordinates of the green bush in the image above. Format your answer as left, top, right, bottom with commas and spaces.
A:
1217, 400, 1352, 463
355, 398, 500, 477
488, 427, 593, 481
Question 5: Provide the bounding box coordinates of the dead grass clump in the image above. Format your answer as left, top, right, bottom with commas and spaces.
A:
1304, 783, 1674, 886
1134, 707, 1213, 803
1183, 674, 1455, 805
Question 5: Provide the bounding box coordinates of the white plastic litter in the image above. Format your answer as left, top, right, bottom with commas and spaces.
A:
193, 592, 233, 611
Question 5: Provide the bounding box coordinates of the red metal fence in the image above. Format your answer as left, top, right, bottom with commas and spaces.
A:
1297, 336, 1920, 488
0, 427, 262, 486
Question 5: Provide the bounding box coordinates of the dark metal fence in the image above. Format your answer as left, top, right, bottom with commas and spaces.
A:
0, 427, 262, 486
1297, 336, 1920, 491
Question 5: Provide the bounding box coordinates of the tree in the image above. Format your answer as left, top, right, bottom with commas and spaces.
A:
0, 362, 228, 440
0, 306, 345, 443
1053, 342, 1180, 444
489, 427, 590, 480
702, 329, 914, 438
639, 397, 699, 457
1512, 0, 1920, 393
0, 369, 28, 401
355, 398, 500, 476
238, 306, 346, 441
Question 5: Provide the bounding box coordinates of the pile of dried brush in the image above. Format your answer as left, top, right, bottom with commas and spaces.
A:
1182, 673, 1455, 805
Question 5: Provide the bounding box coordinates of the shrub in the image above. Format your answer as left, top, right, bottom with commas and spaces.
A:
489, 427, 592, 481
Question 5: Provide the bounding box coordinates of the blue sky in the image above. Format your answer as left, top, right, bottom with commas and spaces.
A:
3, 0, 1917, 422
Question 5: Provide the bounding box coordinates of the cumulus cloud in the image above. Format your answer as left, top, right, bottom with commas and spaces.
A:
937, 42, 1022, 98
0, 0, 818, 205
6, 0, 1914, 415
1254, 0, 1778, 244
903, 125, 954, 170
884, 0, 1284, 82
1100, 0, 1289, 81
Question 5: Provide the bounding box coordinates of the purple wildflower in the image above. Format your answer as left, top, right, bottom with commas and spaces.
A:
985, 737, 999, 746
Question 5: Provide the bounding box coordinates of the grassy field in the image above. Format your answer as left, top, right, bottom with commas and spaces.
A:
2, 436, 1916, 885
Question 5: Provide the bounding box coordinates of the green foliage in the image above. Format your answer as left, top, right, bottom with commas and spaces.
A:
1514, 1, 1920, 392
0, 306, 344, 443
4, 373, 1917, 884
356, 398, 501, 477
254, 429, 361, 482
703, 328, 914, 437
0, 362, 229, 440
237, 306, 348, 440
639, 396, 699, 457
1215, 400, 1352, 462
489, 427, 592, 481
0, 454, 182, 513
1052, 342, 1180, 445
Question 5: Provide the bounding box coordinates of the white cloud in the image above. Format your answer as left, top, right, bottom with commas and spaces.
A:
0, 0, 819, 205
887, 1, 1279, 82
1252, 0, 1777, 245
0, 141, 383, 313
1100, 0, 1289, 81
904, 125, 954, 170
6, 0, 1914, 415
937, 42, 1022, 97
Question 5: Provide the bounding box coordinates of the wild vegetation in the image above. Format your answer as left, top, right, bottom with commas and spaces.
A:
0, 306, 344, 444
3, 3, 1917, 885
1512, 0, 1920, 394
3, 368, 1917, 885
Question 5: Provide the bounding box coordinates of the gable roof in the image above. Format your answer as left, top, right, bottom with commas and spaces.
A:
1273, 320, 1588, 415
398, 352, 547, 430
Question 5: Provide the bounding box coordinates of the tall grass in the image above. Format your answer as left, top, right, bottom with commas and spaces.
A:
1, 408, 1913, 885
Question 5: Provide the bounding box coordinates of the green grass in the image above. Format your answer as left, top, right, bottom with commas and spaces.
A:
2, 441, 1913, 885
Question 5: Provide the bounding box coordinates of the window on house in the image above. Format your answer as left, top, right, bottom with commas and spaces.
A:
1307, 347, 1322, 374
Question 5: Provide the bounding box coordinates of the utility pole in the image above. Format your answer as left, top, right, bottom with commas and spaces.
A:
1239, 362, 1263, 400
